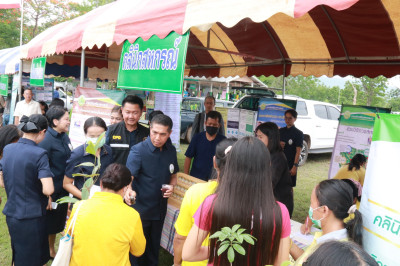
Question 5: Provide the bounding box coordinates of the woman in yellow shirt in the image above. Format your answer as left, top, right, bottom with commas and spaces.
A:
290, 179, 364, 265
333, 154, 367, 186
66, 163, 146, 266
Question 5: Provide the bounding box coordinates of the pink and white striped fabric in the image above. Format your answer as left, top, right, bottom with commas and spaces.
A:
0, 0, 20, 9
22, 0, 400, 79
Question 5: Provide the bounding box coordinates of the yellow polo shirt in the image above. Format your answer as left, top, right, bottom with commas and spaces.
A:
66, 192, 146, 266
174, 181, 218, 266
333, 165, 366, 186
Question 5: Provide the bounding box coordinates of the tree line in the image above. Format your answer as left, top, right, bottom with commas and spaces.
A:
259, 75, 400, 111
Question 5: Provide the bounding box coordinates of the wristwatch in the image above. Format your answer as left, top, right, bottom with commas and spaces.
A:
294, 163, 299, 167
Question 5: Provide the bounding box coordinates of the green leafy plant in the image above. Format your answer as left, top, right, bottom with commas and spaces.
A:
57, 132, 105, 204
209, 224, 257, 265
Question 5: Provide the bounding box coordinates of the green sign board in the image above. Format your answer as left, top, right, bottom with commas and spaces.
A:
0, 75, 8, 96
117, 31, 189, 94
30, 57, 46, 87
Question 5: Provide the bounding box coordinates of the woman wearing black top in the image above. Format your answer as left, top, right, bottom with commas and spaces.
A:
256, 122, 294, 217
39, 106, 72, 258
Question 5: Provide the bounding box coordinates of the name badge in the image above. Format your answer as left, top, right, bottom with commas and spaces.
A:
288, 139, 293, 145
169, 164, 174, 174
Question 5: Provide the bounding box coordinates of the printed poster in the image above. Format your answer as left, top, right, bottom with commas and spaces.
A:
30, 57, 46, 87
360, 114, 400, 266
227, 108, 240, 138
0, 74, 8, 96
215, 107, 228, 136
154, 91, 182, 150
117, 31, 189, 94
256, 97, 297, 128
70, 87, 126, 148
9, 74, 19, 124
238, 109, 256, 138
328, 105, 390, 178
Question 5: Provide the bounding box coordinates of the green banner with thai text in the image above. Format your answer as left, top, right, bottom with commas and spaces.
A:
117, 31, 189, 94
30, 57, 46, 87
0, 74, 8, 96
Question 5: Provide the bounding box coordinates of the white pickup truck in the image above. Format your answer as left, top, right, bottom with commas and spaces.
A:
233, 94, 340, 165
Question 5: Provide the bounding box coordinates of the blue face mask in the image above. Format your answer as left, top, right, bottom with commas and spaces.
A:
308, 206, 325, 228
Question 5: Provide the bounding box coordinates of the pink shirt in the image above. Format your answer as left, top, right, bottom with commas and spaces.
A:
194, 194, 291, 238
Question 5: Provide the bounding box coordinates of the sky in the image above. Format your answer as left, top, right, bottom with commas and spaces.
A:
318, 75, 400, 90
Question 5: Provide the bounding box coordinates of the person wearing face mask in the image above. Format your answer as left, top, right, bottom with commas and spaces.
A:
1, 114, 54, 266
290, 179, 364, 265
184, 111, 226, 181
66, 163, 146, 266
63, 117, 113, 200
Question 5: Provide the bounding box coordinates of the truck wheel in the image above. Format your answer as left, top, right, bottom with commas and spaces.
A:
185, 126, 193, 143
299, 140, 309, 166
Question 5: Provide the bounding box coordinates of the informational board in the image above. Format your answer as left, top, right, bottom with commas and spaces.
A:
117, 31, 189, 94
215, 106, 228, 136
154, 91, 182, 150
227, 108, 240, 138
239, 109, 257, 138
328, 105, 391, 178
0, 74, 8, 96
256, 98, 297, 128
30, 57, 46, 87
70, 87, 125, 148
22, 77, 54, 104
360, 114, 400, 266
9, 74, 19, 124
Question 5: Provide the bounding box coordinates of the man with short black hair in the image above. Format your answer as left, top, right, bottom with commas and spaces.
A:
279, 109, 304, 187
191, 95, 225, 139
125, 114, 179, 266
184, 110, 226, 181
13, 88, 41, 125
106, 95, 149, 165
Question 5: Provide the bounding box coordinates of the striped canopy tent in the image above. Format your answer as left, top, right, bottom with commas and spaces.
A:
0, 46, 31, 75
21, 0, 400, 80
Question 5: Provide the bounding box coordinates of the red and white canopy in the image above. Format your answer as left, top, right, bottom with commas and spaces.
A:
21, 0, 400, 78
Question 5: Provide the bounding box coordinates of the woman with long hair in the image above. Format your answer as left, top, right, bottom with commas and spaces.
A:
255, 122, 294, 216
291, 179, 364, 265
38, 106, 72, 258
174, 138, 237, 266
333, 153, 367, 186
1, 115, 54, 265
183, 137, 291, 265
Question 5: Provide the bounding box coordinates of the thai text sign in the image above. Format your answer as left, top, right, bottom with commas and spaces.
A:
30, 57, 46, 87
328, 105, 390, 178
0, 74, 8, 96
360, 114, 400, 266
117, 31, 189, 94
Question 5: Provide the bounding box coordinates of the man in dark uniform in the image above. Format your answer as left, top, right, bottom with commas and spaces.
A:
125, 114, 178, 266
279, 109, 303, 187
106, 95, 149, 165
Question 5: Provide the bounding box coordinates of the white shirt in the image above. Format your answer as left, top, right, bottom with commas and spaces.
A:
13, 99, 42, 118
316, 228, 348, 244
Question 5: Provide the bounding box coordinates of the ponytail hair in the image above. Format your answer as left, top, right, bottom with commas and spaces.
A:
348, 154, 366, 171
212, 138, 237, 181
18, 114, 48, 133
315, 179, 364, 246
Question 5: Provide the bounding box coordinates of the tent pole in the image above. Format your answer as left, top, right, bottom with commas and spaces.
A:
282, 63, 286, 99
80, 49, 85, 87
18, 1, 24, 101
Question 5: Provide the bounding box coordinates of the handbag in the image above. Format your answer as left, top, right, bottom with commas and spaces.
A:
52, 201, 84, 266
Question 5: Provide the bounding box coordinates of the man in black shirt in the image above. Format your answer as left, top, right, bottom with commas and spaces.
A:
106, 95, 149, 165
279, 109, 303, 187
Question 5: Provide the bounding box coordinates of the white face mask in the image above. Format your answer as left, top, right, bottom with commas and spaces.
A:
86, 137, 106, 148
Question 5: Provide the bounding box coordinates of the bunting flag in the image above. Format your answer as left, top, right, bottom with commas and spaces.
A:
0, 0, 20, 9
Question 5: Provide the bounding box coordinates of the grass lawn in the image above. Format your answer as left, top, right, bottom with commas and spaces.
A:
0, 144, 330, 265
